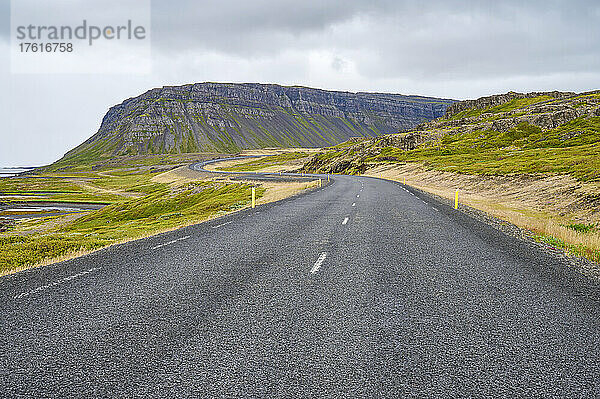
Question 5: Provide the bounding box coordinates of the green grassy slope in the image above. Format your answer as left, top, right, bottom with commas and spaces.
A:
304, 92, 600, 181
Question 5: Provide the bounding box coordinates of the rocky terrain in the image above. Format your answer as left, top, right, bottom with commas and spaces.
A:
421, 90, 599, 138
56, 83, 454, 167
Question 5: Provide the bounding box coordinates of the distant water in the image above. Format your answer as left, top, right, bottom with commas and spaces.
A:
0, 167, 36, 178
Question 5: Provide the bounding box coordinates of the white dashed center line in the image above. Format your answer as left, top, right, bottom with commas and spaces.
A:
352, 202, 356, 207
311, 252, 328, 274
212, 221, 232, 229
356, 194, 360, 198
151, 235, 191, 250
342, 217, 349, 225
13, 267, 101, 300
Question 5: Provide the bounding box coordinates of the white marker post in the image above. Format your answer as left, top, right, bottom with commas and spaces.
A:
252, 187, 256, 208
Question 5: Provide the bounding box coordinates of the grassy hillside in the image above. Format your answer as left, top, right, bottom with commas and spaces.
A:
305, 92, 600, 180
366, 119, 600, 181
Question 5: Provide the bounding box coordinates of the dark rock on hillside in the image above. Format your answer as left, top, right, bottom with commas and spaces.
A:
420, 90, 600, 138
58, 83, 455, 164
445, 91, 576, 118
301, 89, 600, 175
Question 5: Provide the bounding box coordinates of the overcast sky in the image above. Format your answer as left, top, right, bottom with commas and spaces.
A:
1, 0, 599, 166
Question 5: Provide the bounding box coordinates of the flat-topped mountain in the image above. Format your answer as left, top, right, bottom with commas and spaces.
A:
57, 83, 455, 165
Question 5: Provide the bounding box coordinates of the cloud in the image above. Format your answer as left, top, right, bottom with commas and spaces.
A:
149, 0, 600, 81
1, 0, 599, 165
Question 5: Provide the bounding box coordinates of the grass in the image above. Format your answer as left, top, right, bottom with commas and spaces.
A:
0, 176, 123, 204
0, 180, 263, 274
0, 154, 274, 275
217, 152, 308, 172
364, 118, 600, 181
485, 208, 600, 265
565, 223, 597, 233
370, 143, 600, 181
46, 153, 217, 173
90, 171, 165, 195
0, 177, 82, 193
534, 224, 600, 265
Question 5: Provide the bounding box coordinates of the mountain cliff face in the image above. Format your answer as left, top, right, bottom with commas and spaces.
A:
58, 83, 455, 164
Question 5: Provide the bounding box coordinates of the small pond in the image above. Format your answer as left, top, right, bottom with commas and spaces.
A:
0, 202, 106, 219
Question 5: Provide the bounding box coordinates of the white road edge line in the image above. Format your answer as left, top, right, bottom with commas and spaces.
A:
311, 252, 328, 274
342, 217, 349, 225
13, 267, 101, 300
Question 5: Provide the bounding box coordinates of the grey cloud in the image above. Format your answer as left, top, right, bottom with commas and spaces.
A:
150, 0, 387, 55
2, 0, 600, 166
150, 0, 600, 81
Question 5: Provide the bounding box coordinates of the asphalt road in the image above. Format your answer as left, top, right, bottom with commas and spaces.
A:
1, 167, 600, 397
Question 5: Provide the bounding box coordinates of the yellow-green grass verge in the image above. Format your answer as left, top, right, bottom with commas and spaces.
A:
532, 221, 600, 265
216, 152, 308, 172
0, 181, 264, 275
491, 211, 600, 265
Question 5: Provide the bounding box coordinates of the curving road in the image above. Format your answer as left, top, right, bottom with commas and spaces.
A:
1, 163, 600, 397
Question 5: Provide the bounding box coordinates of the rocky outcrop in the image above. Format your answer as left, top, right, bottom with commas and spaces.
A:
58, 83, 455, 164
301, 89, 600, 175
373, 132, 423, 150
420, 90, 600, 138
444, 91, 576, 118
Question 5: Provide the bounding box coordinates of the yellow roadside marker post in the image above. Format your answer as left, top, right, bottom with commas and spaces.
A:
403, 176, 406, 185
319, 179, 322, 187
252, 187, 256, 208
454, 189, 459, 209
327, 174, 330, 182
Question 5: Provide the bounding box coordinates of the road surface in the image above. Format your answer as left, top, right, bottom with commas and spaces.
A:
1, 167, 599, 397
